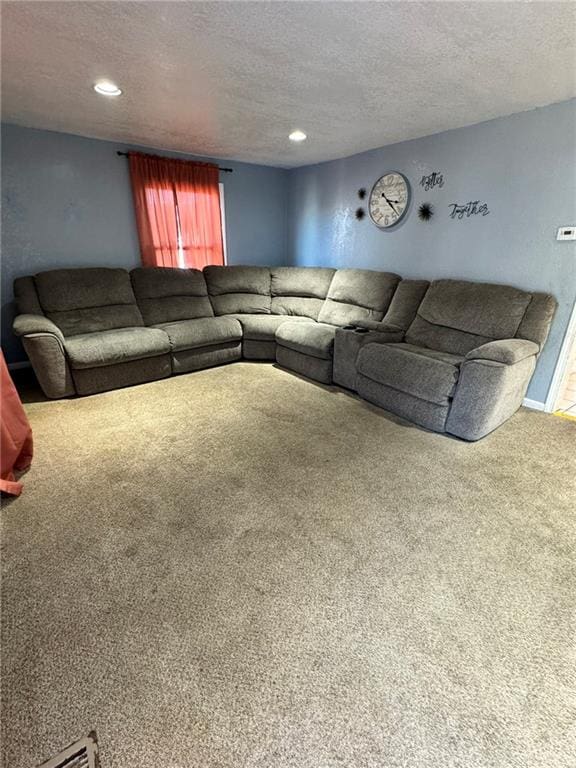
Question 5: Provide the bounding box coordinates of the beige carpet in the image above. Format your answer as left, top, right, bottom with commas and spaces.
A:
2, 362, 575, 768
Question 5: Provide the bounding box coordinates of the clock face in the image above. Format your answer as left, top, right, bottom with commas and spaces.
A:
369, 172, 410, 228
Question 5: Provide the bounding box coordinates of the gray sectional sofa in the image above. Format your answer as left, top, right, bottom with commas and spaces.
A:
12, 265, 556, 440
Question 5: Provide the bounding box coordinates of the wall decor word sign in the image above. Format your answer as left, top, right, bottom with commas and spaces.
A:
420, 172, 444, 191
449, 201, 490, 220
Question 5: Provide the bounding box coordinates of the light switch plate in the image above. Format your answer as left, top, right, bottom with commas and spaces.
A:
557, 226, 576, 241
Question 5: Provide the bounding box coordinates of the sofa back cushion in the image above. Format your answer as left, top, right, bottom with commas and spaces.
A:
204, 266, 272, 315
317, 269, 401, 326
271, 267, 336, 320
14, 276, 44, 316
381, 279, 430, 330
405, 279, 534, 356
131, 267, 213, 325
516, 292, 557, 348
33, 268, 143, 336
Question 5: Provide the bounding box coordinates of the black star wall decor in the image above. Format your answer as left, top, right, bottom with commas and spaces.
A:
418, 202, 434, 222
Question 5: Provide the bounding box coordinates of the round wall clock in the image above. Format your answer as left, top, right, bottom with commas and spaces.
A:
369, 172, 410, 228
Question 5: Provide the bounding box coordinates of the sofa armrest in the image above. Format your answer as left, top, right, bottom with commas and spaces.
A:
465, 338, 539, 366
446, 351, 537, 440
354, 320, 405, 335
13, 314, 65, 344
13, 315, 74, 398
363, 328, 405, 345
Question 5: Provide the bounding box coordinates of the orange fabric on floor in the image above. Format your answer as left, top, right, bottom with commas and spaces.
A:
1, 351, 33, 496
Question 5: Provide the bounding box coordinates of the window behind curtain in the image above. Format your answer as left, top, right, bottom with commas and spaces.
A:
128, 152, 225, 270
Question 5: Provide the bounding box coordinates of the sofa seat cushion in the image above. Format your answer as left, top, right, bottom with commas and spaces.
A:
233, 314, 315, 341
275, 322, 337, 360
65, 327, 170, 370
154, 316, 242, 351
357, 342, 463, 406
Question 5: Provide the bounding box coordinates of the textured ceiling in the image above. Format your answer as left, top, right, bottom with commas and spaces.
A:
1, 1, 575, 167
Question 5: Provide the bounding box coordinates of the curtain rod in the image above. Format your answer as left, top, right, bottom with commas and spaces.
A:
116, 151, 233, 173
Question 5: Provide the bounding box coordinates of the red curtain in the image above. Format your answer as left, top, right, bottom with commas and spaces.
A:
128, 152, 224, 269
1, 351, 33, 496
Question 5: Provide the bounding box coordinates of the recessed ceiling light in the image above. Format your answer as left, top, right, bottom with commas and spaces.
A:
289, 130, 307, 143
94, 80, 122, 97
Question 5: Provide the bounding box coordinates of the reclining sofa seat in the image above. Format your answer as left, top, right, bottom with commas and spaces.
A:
13, 268, 172, 397
355, 279, 557, 441
275, 268, 401, 384
203, 265, 335, 360
332, 279, 431, 391
131, 267, 242, 374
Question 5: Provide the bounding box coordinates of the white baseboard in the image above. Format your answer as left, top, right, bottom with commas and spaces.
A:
523, 397, 546, 412
7, 361, 31, 371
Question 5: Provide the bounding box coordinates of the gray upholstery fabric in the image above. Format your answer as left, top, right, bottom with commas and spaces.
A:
405, 315, 492, 357
276, 346, 333, 385
414, 280, 532, 339
13, 314, 74, 398
446, 356, 536, 441
357, 343, 463, 406
353, 280, 555, 438
404, 281, 556, 362
14, 276, 43, 315
380, 279, 430, 330
232, 314, 314, 341
72, 355, 171, 396
13, 314, 65, 342
172, 343, 242, 373
275, 322, 337, 360
154, 317, 242, 352
318, 269, 401, 326
243, 339, 276, 360
357, 374, 450, 432
333, 327, 405, 391
65, 328, 170, 370
209, 294, 272, 315
131, 267, 213, 325
47, 305, 144, 338
35, 268, 143, 336
204, 266, 272, 315
22, 335, 76, 398
35, 268, 136, 311
271, 267, 335, 298
516, 292, 558, 348
271, 296, 326, 320
466, 339, 539, 365
204, 265, 272, 296
353, 320, 404, 332
271, 267, 335, 320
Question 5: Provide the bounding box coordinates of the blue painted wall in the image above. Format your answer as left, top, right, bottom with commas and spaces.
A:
1, 124, 288, 362
288, 99, 576, 404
